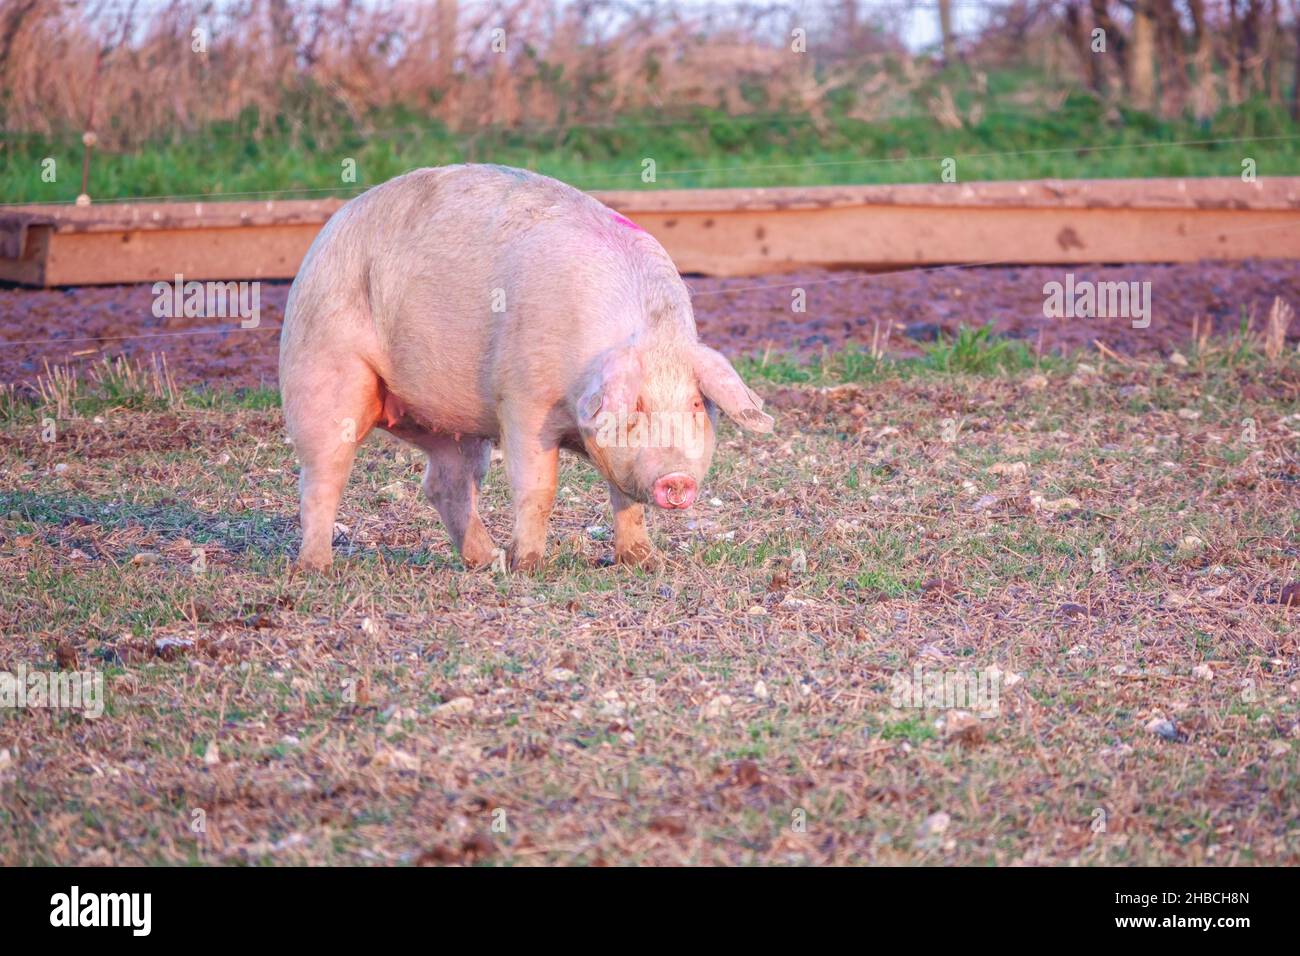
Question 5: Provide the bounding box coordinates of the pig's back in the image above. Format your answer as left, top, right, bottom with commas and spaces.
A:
313, 163, 685, 328
289, 165, 693, 430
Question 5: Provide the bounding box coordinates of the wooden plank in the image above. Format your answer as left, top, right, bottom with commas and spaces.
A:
631, 205, 1300, 276
0, 221, 48, 285
2, 177, 1298, 286
40, 224, 324, 286
600, 177, 1300, 212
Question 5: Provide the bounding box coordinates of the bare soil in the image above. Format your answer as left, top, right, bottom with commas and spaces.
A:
3, 260, 1299, 389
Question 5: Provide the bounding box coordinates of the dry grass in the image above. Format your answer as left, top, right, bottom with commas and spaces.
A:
1, 352, 1298, 865
0, 0, 900, 148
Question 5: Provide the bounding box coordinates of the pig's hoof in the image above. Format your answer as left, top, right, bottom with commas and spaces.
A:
461, 550, 495, 571
615, 544, 660, 570
459, 525, 499, 570
295, 552, 332, 572
507, 547, 543, 573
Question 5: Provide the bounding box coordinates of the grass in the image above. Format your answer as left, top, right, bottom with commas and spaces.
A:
3, 92, 1298, 204
1, 344, 1297, 865
737, 325, 1062, 385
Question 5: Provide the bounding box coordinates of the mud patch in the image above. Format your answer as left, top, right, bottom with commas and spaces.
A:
2, 260, 1299, 388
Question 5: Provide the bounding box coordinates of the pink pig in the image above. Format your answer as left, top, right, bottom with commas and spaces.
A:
279, 164, 773, 572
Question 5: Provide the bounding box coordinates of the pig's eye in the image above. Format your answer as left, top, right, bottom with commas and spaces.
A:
691, 397, 705, 411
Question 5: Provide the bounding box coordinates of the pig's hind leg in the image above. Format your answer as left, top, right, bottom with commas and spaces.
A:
283, 360, 382, 570
410, 434, 498, 569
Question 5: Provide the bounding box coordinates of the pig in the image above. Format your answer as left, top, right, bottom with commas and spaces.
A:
279, 164, 773, 572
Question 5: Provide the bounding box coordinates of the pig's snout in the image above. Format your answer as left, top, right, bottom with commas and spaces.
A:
652, 473, 697, 510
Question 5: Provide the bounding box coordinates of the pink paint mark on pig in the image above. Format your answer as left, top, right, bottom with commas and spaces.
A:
611, 212, 645, 232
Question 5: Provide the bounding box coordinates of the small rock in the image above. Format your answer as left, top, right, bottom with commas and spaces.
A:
702, 695, 733, 720
1192, 664, 1214, 682
547, 667, 577, 683
433, 697, 474, 717
1169, 351, 1189, 367
989, 461, 1028, 478
202, 739, 221, 765
1033, 495, 1081, 512
1145, 717, 1179, 741
753, 679, 769, 700
154, 636, 193, 655
917, 811, 951, 838
597, 692, 626, 719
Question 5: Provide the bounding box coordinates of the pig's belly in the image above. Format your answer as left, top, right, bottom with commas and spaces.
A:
371, 315, 500, 437
376, 366, 499, 439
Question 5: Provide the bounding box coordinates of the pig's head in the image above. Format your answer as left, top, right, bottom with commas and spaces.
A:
575, 342, 774, 509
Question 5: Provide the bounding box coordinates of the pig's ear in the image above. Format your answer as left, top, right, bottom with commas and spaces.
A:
692, 344, 774, 433
577, 348, 643, 428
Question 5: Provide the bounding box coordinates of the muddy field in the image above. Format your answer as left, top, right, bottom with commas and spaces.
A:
2, 260, 1299, 389
1, 260, 1299, 867
2, 349, 1298, 865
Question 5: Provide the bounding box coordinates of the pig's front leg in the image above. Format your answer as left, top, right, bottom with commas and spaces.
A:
609, 482, 660, 569
502, 424, 559, 573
